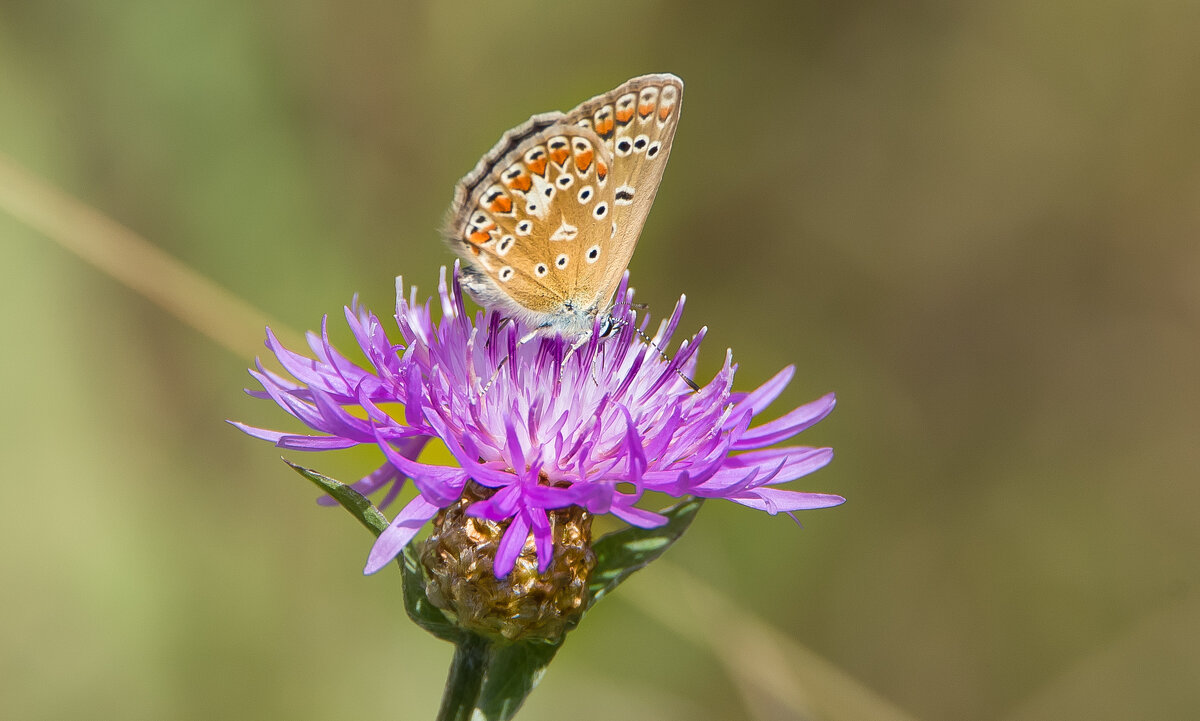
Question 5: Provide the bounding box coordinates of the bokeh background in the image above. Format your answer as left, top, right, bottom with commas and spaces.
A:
4, 2, 1199, 720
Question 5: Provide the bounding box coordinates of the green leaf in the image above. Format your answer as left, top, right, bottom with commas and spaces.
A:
401, 542, 460, 643
587, 496, 704, 605
284, 460, 460, 641
475, 639, 563, 721
284, 459, 389, 537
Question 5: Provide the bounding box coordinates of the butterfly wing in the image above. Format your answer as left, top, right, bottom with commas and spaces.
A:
561, 74, 684, 312
445, 118, 617, 329
445, 74, 683, 332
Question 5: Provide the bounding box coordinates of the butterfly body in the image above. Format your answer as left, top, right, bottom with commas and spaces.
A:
445, 74, 683, 341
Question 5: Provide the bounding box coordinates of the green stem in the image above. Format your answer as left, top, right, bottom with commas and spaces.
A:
436, 633, 492, 721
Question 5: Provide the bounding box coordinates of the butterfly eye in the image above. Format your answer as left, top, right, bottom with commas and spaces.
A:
497, 235, 514, 255
556, 174, 574, 189
498, 266, 515, 282
615, 137, 633, 157
647, 141, 662, 158
577, 186, 593, 203
614, 185, 636, 205
516, 221, 532, 236
556, 254, 569, 269
534, 263, 549, 277
593, 202, 609, 219
586, 245, 601, 263
598, 315, 617, 337
633, 135, 649, 153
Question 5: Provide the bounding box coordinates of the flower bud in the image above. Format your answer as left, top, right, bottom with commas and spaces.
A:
420, 483, 596, 643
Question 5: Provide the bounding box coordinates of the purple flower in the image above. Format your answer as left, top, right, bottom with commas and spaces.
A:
232, 266, 843, 577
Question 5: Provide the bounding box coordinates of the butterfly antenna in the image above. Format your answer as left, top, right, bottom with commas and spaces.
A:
631, 324, 700, 392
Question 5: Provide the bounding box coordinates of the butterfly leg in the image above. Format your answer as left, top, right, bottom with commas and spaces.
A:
558, 332, 595, 386
485, 317, 513, 349
481, 325, 542, 397
480, 355, 508, 397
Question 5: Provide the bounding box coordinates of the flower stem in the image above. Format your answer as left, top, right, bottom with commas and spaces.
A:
436, 632, 492, 721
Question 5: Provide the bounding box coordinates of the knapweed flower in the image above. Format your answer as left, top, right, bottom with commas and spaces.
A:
233, 266, 843, 586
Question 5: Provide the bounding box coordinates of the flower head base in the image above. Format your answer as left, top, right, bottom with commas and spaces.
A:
422, 482, 596, 642
233, 265, 843, 579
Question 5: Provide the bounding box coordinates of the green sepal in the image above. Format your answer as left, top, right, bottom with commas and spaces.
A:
400, 543, 460, 643
587, 496, 705, 605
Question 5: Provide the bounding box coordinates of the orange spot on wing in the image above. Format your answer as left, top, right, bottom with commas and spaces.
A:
506, 173, 532, 192
549, 146, 570, 166
658, 102, 674, 121
638, 102, 654, 118
595, 116, 614, 136
596, 159, 608, 180
526, 156, 547, 176
616, 106, 635, 124
489, 195, 513, 213
467, 222, 495, 245
574, 148, 594, 173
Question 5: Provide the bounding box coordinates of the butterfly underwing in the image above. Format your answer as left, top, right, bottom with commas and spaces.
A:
444, 74, 683, 342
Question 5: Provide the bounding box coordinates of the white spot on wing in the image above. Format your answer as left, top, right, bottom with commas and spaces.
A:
550, 220, 578, 242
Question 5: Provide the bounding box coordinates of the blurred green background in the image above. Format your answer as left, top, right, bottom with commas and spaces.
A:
4, 1, 1199, 719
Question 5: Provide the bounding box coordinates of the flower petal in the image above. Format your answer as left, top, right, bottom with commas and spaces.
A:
727, 489, 846, 514
363, 494, 442, 574
494, 511, 530, 578
733, 393, 836, 450
234, 267, 843, 581
735, 364, 796, 415
374, 429, 465, 505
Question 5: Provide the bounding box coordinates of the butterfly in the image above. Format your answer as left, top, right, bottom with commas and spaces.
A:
445, 74, 683, 345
